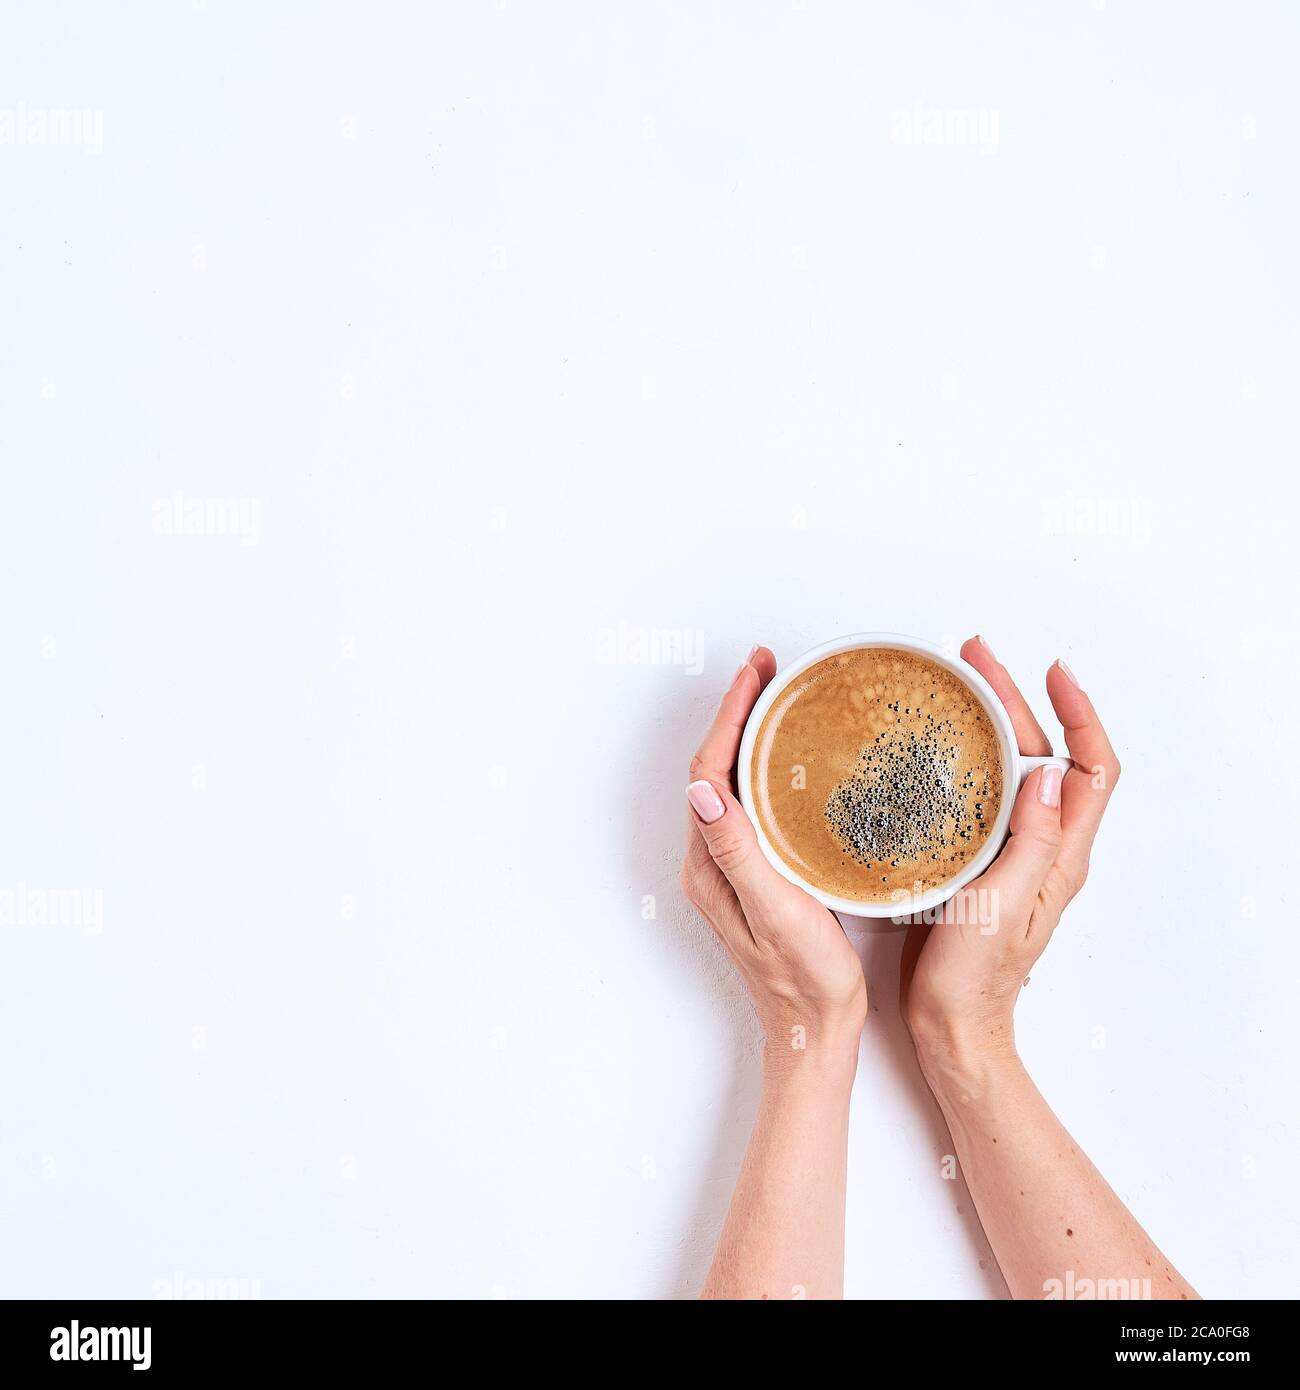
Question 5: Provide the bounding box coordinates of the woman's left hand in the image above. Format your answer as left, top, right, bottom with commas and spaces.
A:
682, 645, 868, 1075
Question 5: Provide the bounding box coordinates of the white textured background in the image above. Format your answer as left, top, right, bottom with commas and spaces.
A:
2, 2, 1296, 1299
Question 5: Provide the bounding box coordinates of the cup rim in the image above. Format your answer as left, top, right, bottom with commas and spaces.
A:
737, 632, 1020, 920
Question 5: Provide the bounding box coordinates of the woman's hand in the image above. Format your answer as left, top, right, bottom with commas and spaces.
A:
683, 643, 866, 1299
681, 645, 868, 1076
896, 637, 1195, 1300
900, 636, 1120, 1068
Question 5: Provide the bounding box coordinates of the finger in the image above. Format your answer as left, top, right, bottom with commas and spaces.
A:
686, 776, 783, 911
749, 644, 778, 688
689, 644, 778, 785
1046, 659, 1121, 874
981, 764, 1064, 919
679, 829, 756, 955
960, 635, 1052, 756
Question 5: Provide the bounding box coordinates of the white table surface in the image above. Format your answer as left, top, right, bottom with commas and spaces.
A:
1, 1, 1295, 1298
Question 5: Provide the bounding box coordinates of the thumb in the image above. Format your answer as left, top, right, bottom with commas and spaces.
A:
686, 779, 775, 905
984, 764, 1064, 908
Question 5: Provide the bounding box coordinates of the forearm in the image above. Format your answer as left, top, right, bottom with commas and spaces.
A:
702, 1026, 857, 1300
917, 1029, 1198, 1301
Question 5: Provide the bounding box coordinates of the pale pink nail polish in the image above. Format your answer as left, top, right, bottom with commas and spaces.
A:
977, 634, 995, 658
1039, 765, 1063, 808
1056, 658, 1079, 687
687, 780, 726, 824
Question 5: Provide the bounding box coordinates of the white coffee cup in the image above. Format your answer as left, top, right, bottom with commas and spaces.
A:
737, 632, 1072, 920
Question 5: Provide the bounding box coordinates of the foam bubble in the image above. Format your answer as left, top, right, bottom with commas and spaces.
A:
825, 715, 991, 869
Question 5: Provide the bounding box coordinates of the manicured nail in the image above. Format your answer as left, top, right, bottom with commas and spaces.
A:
687, 780, 726, 824
1039, 765, 1063, 808
977, 634, 995, 658
746, 644, 759, 663
732, 647, 760, 684
1055, 658, 1079, 687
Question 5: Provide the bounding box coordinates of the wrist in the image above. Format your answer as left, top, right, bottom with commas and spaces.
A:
759, 1006, 862, 1093
909, 1009, 1024, 1105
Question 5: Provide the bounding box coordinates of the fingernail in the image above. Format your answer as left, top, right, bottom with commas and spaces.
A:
1038, 765, 1063, 808
1055, 658, 1079, 687
732, 647, 760, 684
977, 634, 995, 657
687, 780, 726, 824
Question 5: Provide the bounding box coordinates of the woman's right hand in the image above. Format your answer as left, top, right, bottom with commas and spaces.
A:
895, 638, 1196, 1302
901, 636, 1121, 1071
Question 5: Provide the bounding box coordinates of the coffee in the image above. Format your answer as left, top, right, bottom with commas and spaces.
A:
750, 647, 1004, 904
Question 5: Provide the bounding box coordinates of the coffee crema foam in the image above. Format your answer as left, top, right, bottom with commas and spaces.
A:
750, 647, 1004, 904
